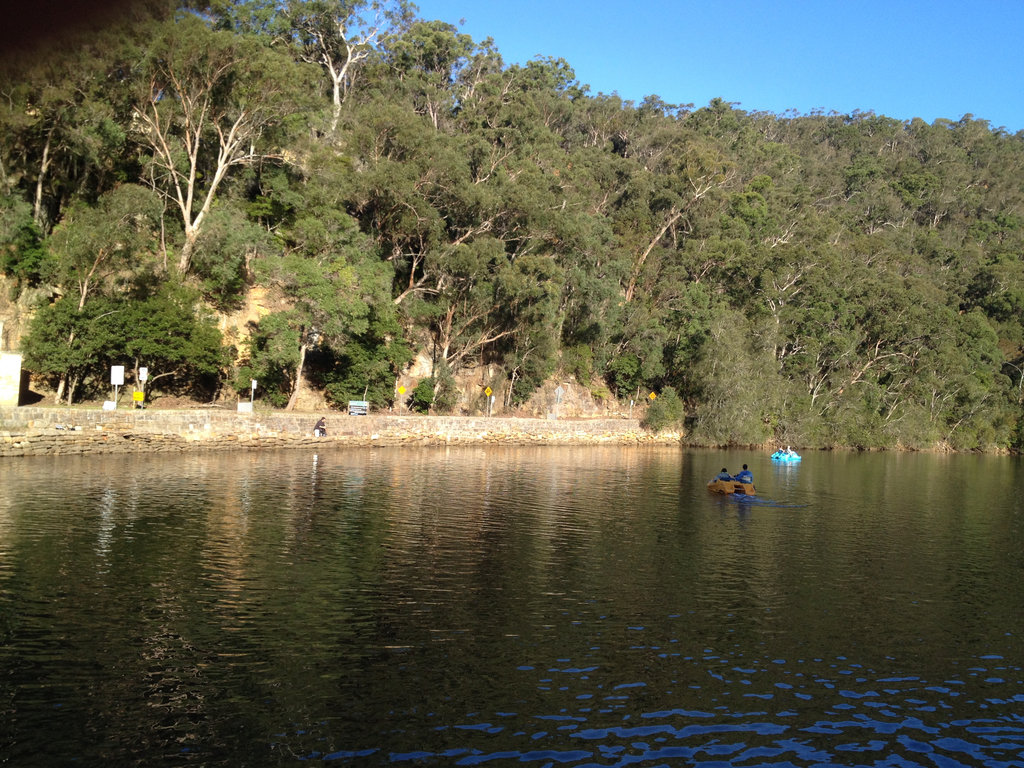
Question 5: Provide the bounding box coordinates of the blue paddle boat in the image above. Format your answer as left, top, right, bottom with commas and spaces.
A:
771, 448, 801, 462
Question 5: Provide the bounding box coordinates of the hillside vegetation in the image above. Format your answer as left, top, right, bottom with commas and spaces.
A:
2, 0, 1023, 450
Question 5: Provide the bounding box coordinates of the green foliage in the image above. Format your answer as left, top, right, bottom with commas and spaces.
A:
235, 312, 301, 407
608, 353, 641, 397
321, 305, 413, 408
431, 359, 460, 413
405, 361, 459, 414
0, 194, 50, 288
408, 377, 434, 413
116, 281, 226, 397
642, 386, 685, 432
4, 7, 1024, 450
192, 203, 276, 309
47, 184, 163, 303
21, 296, 123, 402
20, 280, 226, 403
562, 344, 594, 384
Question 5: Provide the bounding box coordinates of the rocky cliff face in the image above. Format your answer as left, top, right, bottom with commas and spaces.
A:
0, 276, 54, 353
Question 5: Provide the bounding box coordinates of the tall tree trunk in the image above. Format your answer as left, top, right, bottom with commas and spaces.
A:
624, 208, 682, 303
285, 341, 308, 411
54, 327, 77, 403
178, 231, 198, 274
329, 69, 343, 134
33, 131, 53, 230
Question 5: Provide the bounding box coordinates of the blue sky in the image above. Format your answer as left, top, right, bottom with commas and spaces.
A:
412, 0, 1024, 133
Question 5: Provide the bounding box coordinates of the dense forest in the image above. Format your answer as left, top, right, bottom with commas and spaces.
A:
2, 0, 1023, 450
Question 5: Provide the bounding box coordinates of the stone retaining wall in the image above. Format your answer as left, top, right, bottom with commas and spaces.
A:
0, 406, 679, 457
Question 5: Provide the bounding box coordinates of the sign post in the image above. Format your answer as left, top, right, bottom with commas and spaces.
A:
237, 380, 258, 413
485, 386, 493, 416
135, 366, 148, 408
109, 366, 124, 409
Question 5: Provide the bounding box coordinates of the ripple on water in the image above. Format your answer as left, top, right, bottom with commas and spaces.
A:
287, 646, 1024, 767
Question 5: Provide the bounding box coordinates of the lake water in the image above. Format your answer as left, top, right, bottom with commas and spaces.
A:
1, 446, 1022, 767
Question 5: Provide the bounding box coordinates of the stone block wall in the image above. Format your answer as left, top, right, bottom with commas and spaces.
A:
0, 406, 680, 457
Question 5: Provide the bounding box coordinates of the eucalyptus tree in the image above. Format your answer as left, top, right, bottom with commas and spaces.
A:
688, 310, 782, 445
286, 0, 413, 134
132, 14, 316, 274
243, 149, 395, 409
615, 124, 735, 304
190, 199, 279, 308
25, 183, 163, 402
0, 38, 129, 233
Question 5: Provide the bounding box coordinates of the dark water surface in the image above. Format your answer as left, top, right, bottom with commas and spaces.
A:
1, 446, 1022, 767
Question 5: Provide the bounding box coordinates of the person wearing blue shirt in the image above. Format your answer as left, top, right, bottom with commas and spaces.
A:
735, 464, 753, 484
715, 468, 732, 481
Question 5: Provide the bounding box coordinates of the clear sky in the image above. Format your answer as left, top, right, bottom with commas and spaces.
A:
412, 0, 1024, 133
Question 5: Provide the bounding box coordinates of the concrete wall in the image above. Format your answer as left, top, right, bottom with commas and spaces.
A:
0, 354, 22, 407
0, 406, 680, 457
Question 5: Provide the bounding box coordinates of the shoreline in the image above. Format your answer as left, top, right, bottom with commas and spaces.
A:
0, 406, 679, 457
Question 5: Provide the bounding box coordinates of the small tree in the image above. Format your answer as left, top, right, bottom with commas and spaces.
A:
641, 386, 684, 432
322, 305, 413, 409
235, 312, 301, 407
431, 358, 459, 413
409, 378, 434, 413
21, 296, 122, 404
118, 282, 226, 398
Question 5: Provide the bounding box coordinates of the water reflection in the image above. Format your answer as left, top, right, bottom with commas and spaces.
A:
0, 447, 1021, 766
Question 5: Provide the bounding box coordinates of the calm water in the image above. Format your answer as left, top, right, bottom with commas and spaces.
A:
1, 446, 1022, 767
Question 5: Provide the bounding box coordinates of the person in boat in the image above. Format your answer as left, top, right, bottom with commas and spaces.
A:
715, 468, 732, 481
734, 464, 753, 484
313, 416, 327, 437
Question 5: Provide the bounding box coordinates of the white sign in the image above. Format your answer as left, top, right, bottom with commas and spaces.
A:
111, 366, 125, 386
251, 379, 258, 390
139, 367, 148, 382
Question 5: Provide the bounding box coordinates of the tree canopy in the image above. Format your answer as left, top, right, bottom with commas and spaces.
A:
2, 0, 1023, 451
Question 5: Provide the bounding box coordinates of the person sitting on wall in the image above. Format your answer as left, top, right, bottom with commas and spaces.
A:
735, 464, 753, 484
715, 468, 733, 481
313, 417, 327, 437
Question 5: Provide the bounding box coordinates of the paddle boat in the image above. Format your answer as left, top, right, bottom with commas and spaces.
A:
771, 447, 801, 462
707, 477, 757, 496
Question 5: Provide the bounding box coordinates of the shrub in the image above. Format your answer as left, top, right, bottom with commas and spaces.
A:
642, 386, 684, 432
409, 378, 434, 413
